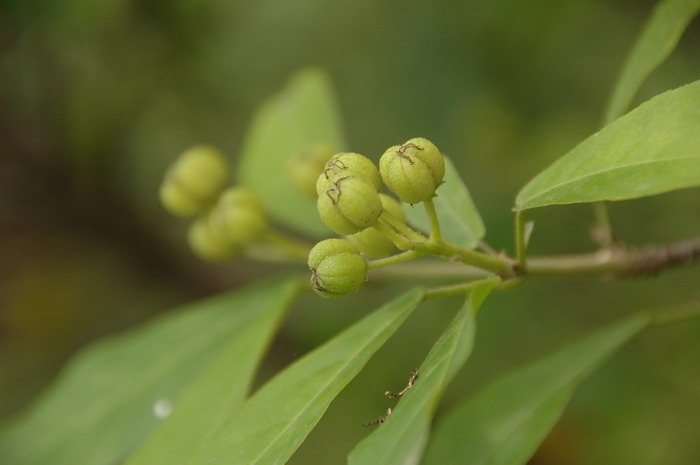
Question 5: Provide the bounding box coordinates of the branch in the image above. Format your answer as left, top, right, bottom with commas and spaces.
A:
526, 236, 700, 278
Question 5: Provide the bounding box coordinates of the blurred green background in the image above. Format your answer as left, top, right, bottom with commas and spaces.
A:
1, 0, 699, 463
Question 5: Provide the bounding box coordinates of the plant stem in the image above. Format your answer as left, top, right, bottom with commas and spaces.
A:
367, 250, 422, 270
526, 236, 700, 278
368, 260, 489, 280
264, 230, 313, 262
373, 219, 411, 249
423, 277, 522, 301
515, 210, 527, 273
592, 202, 615, 247
651, 300, 700, 327
409, 240, 516, 278
380, 211, 426, 241
424, 198, 442, 242
526, 248, 624, 277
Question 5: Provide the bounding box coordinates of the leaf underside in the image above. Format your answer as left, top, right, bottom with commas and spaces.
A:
423, 312, 651, 465
348, 278, 499, 465
125, 279, 299, 465
188, 288, 425, 465
238, 68, 346, 237
0, 277, 300, 465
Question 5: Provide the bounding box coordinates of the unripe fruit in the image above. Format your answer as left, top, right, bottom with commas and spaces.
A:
160, 145, 229, 217
317, 176, 382, 235
210, 187, 267, 245
348, 194, 407, 258
188, 215, 240, 262
308, 239, 367, 298
316, 152, 381, 196
379, 138, 445, 204
289, 143, 334, 198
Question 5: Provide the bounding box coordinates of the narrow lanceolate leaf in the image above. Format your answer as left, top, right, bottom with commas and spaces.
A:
0, 278, 300, 465
405, 156, 485, 249
125, 279, 299, 465
189, 288, 425, 465
515, 80, 700, 211
239, 68, 346, 237
423, 312, 652, 465
604, 0, 700, 124
348, 278, 499, 465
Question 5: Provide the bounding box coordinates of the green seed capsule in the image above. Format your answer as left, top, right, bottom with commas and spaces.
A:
160, 145, 229, 217
289, 143, 334, 199
379, 138, 445, 204
317, 176, 382, 235
308, 239, 367, 298
348, 194, 406, 258
209, 187, 267, 245
316, 152, 381, 196
188, 214, 241, 262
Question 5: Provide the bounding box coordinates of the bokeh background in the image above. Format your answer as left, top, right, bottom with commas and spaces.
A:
2, 0, 700, 463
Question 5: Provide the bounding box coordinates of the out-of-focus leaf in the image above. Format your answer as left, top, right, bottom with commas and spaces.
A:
124, 279, 299, 465
239, 68, 346, 237
348, 278, 499, 465
189, 288, 425, 465
0, 278, 300, 465
515, 81, 700, 210
604, 0, 700, 124
423, 312, 652, 465
405, 156, 485, 249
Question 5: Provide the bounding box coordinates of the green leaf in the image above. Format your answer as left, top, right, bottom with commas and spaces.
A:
515, 80, 700, 210
239, 68, 346, 237
189, 288, 425, 465
405, 156, 485, 249
0, 278, 300, 465
348, 278, 500, 465
604, 0, 700, 124
423, 311, 652, 465
124, 279, 298, 465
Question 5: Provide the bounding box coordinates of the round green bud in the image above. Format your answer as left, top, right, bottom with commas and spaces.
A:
348, 195, 406, 258
317, 176, 382, 235
160, 145, 229, 217
308, 239, 367, 298
188, 214, 240, 262
210, 187, 267, 245
316, 152, 381, 196
288, 143, 334, 199
379, 138, 445, 204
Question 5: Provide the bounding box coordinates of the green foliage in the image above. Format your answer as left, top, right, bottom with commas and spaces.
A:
0, 278, 299, 465
604, 0, 700, 123
239, 69, 346, 237
423, 312, 651, 465
405, 156, 485, 249
124, 279, 298, 465
348, 278, 499, 465
187, 289, 424, 465
516, 80, 700, 210
3, 1, 700, 464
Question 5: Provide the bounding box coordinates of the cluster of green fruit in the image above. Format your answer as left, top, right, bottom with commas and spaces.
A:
159, 146, 267, 261
159, 138, 446, 299
309, 138, 445, 298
